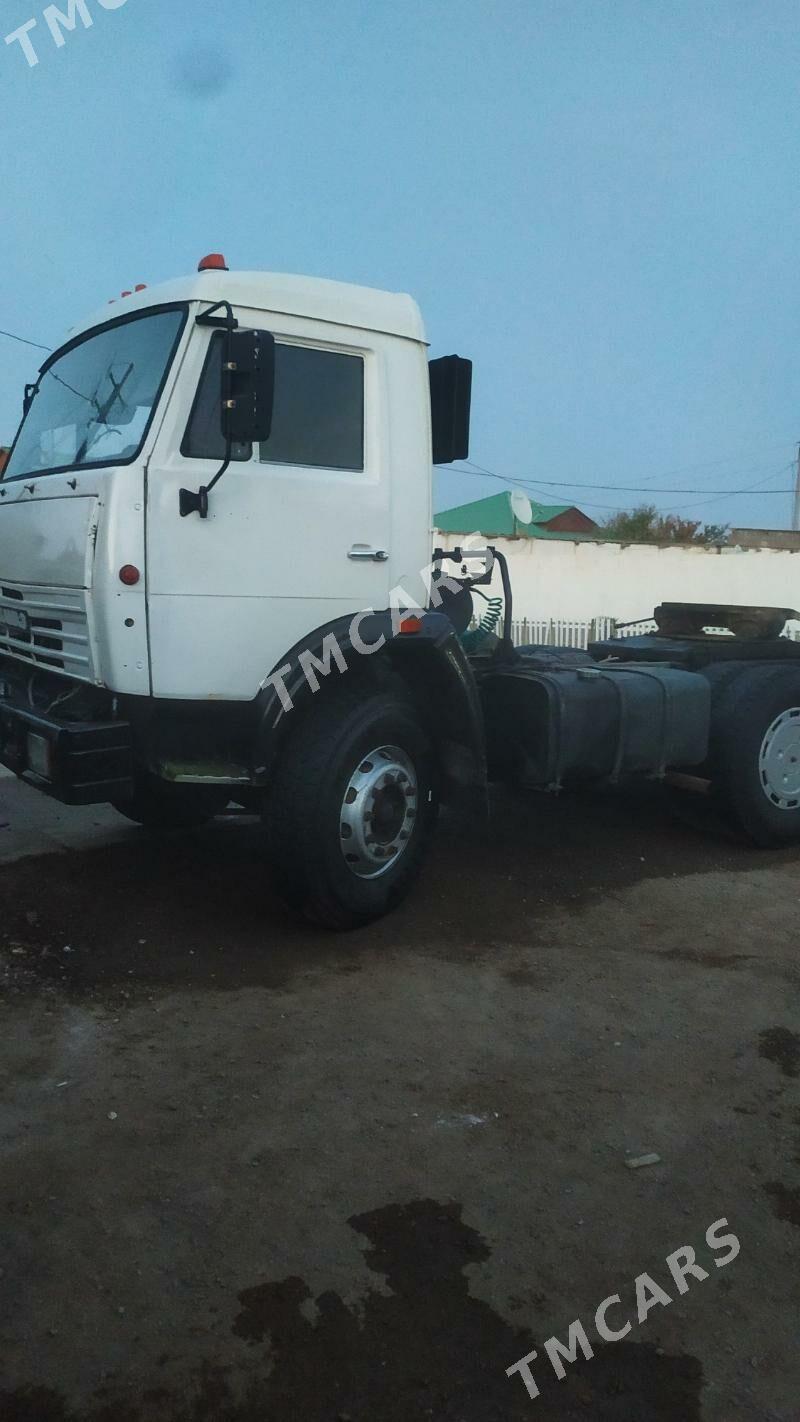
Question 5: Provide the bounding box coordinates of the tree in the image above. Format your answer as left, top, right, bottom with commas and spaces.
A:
602, 504, 728, 545
700, 523, 730, 546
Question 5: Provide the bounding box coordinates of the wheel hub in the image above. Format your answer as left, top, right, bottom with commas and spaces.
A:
759, 708, 800, 809
339, 745, 418, 878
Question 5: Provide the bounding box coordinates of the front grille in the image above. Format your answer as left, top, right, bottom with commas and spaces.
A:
0, 582, 94, 680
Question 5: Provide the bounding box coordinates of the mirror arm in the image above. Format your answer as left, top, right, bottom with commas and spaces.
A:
204, 447, 233, 498
179, 442, 232, 520
195, 301, 238, 331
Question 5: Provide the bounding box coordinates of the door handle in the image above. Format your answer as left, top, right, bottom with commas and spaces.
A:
348, 546, 389, 562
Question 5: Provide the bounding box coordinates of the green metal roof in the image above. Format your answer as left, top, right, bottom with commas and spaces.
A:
433, 491, 600, 541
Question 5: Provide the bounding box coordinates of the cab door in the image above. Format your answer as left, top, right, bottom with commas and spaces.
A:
145, 309, 392, 701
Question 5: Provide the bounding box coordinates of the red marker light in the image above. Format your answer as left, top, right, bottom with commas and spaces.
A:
399, 616, 423, 635
121, 290, 132, 298
198, 253, 229, 272
119, 565, 141, 586
134, 283, 147, 292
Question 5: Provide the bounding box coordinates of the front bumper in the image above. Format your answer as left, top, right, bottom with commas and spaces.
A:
0, 697, 133, 805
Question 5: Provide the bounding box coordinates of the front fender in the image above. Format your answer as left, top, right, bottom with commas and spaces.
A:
251, 611, 487, 817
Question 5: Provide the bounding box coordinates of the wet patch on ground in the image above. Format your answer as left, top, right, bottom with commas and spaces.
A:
758, 1027, 800, 1079
763, 1181, 800, 1229
2, 780, 795, 1007
0, 1200, 704, 1421
661, 948, 752, 969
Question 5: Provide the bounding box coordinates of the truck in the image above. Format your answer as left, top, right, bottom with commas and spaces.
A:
2, 254, 800, 928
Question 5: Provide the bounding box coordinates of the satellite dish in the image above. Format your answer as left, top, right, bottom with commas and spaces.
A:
510, 489, 533, 525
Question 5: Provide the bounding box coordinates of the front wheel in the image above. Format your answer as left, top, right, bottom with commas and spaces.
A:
712, 668, 800, 847
265, 684, 437, 929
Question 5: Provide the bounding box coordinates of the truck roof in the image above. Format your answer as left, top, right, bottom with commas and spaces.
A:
65, 270, 428, 347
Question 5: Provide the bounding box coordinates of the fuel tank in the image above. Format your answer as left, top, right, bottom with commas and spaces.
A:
480, 647, 710, 787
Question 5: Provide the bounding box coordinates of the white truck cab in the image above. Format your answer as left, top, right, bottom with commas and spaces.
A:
0, 261, 433, 702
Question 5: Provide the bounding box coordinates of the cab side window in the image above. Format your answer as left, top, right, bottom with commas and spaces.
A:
183, 335, 364, 471
259, 346, 364, 471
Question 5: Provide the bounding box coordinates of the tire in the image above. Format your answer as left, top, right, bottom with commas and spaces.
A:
265, 683, 437, 929
112, 774, 227, 830
712, 667, 800, 847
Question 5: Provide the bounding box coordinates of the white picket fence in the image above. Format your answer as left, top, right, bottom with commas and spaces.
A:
505, 616, 643, 649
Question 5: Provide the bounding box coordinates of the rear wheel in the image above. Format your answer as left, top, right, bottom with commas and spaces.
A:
265, 684, 437, 928
713, 668, 800, 846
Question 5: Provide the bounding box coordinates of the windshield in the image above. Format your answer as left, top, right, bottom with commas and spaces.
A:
2, 306, 187, 481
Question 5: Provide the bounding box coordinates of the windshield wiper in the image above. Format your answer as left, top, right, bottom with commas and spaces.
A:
75, 362, 134, 464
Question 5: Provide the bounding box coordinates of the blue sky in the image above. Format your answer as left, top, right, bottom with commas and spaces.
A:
1, 0, 799, 527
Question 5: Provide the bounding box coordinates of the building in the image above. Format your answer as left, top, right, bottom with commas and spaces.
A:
434, 490, 598, 539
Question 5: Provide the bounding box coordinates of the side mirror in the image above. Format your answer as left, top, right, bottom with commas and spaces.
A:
180, 327, 276, 518
221, 329, 275, 445
429, 355, 472, 464
23, 383, 38, 417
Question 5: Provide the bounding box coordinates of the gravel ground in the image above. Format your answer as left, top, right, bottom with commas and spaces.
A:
0, 773, 798, 1421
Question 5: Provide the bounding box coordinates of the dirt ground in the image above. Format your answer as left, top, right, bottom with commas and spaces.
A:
0, 771, 798, 1421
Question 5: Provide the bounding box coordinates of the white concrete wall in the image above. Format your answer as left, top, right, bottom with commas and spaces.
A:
433, 532, 800, 625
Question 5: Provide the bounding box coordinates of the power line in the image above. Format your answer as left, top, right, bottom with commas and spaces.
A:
443, 460, 800, 500
452, 458, 797, 496
436, 457, 799, 516
658, 464, 796, 513
445, 429, 800, 485
608, 437, 799, 486
0, 327, 51, 353
436, 463, 667, 513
